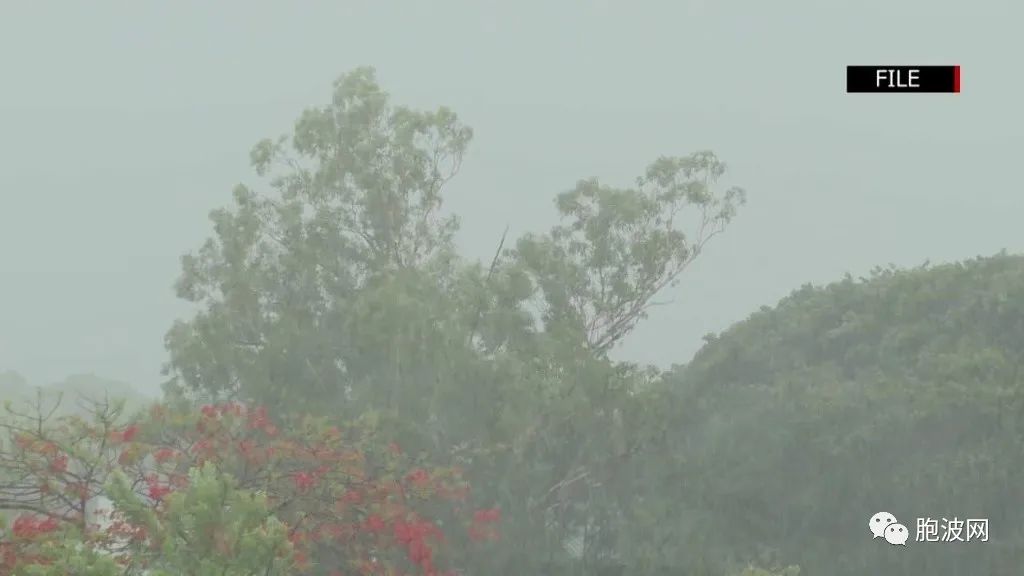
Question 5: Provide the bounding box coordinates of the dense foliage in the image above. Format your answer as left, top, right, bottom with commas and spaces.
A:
0, 398, 487, 575
160, 67, 746, 575
644, 254, 1024, 574
5, 67, 1019, 576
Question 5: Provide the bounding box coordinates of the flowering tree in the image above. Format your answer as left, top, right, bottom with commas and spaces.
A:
0, 397, 499, 575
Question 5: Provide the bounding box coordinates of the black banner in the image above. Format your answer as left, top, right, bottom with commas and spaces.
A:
847, 65, 960, 93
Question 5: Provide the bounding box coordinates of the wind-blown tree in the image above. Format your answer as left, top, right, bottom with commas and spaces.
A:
514, 153, 744, 355
163, 66, 746, 574
165, 66, 471, 415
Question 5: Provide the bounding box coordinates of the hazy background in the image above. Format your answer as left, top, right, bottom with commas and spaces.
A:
1, 0, 1020, 394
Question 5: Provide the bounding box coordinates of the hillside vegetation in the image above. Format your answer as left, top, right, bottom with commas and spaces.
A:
644, 253, 1024, 574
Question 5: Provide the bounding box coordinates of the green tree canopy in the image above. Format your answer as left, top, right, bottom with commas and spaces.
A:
161, 67, 746, 574
640, 253, 1024, 575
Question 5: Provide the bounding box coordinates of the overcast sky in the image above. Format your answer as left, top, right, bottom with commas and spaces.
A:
1, 0, 1020, 393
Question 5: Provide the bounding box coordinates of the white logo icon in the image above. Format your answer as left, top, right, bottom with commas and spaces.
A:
884, 523, 910, 545
873, 512, 989, 545
869, 511, 897, 539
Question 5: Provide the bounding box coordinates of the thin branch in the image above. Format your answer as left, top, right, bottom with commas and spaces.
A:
467, 224, 510, 348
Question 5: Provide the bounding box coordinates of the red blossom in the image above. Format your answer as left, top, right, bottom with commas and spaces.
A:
110, 425, 139, 443
153, 447, 177, 463
147, 482, 173, 501
11, 514, 61, 539
0, 400, 477, 574
363, 514, 386, 533
473, 507, 500, 523
405, 468, 431, 487
247, 406, 269, 430
49, 454, 68, 473
292, 471, 318, 492
408, 536, 433, 569
122, 425, 139, 442
469, 507, 501, 543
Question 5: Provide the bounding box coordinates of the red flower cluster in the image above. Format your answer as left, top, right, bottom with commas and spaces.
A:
394, 516, 445, 573
0, 401, 498, 575
469, 507, 501, 542
48, 453, 68, 473
153, 447, 177, 463
292, 471, 318, 492
405, 468, 431, 488
1, 515, 62, 572
11, 515, 60, 539
109, 424, 139, 443
145, 473, 174, 501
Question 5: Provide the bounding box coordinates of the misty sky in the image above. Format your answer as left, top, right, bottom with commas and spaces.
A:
1, 1, 1021, 394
